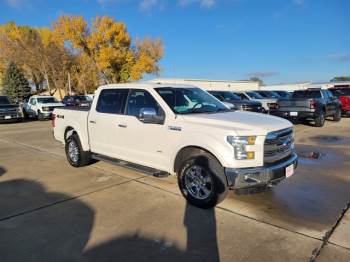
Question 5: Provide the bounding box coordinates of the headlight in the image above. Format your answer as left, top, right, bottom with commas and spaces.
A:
227, 136, 256, 160
42, 107, 50, 111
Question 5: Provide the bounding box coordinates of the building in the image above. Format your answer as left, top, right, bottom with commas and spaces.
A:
148, 78, 350, 92
148, 78, 260, 91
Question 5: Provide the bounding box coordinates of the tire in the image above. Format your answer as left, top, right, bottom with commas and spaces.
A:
38, 110, 44, 121
22, 110, 29, 120
333, 108, 341, 122
314, 110, 325, 127
177, 153, 228, 209
65, 133, 91, 167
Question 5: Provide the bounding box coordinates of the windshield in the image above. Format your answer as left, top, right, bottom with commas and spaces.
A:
209, 91, 241, 101
329, 89, 350, 96
0, 96, 11, 104
293, 91, 322, 99
37, 97, 59, 104
66, 96, 91, 102
155, 87, 230, 114
259, 91, 281, 99
276, 91, 291, 98
246, 92, 264, 99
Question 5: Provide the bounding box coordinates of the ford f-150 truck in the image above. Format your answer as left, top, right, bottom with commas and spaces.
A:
23, 95, 65, 120
53, 83, 298, 208
271, 88, 342, 127
0, 96, 23, 123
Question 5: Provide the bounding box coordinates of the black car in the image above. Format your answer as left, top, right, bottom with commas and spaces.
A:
208, 90, 263, 113
0, 96, 23, 123
62, 95, 92, 107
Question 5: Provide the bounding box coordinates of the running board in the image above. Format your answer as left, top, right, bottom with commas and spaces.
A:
92, 154, 170, 178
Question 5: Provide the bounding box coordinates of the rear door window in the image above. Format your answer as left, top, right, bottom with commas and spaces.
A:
96, 89, 129, 114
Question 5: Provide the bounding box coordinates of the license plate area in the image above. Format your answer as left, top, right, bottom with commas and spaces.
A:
290, 112, 298, 116
285, 164, 294, 178
5, 116, 11, 119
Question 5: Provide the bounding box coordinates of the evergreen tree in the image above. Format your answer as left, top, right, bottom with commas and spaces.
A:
2, 62, 31, 102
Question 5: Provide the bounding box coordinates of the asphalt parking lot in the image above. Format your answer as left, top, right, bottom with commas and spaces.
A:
0, 118, 349, 262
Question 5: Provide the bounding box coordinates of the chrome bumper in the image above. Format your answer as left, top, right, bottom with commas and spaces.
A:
225, 153, 298, 189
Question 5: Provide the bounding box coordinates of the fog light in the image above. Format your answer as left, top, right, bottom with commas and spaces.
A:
247, 151, 255, 159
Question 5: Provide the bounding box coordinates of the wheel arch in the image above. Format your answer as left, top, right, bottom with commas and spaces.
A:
173, 146, 223, 174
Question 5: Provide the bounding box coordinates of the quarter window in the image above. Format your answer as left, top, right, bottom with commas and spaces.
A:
96, 89, 129, 114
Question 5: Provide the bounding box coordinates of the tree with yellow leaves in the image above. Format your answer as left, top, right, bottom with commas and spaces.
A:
0, 15, 164, 97
53, 15, 164, 85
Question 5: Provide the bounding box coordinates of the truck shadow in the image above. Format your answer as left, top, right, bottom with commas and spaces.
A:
0, 166, 6, 177
0, 179, 220, 262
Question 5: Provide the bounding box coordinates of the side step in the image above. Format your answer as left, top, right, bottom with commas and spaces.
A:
92, 154, 170, 178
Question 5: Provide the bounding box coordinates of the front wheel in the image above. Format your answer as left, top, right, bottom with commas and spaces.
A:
37, 110, 44, 121
333, 108, 341, 122
65, 134, 91, 167
177, 153, 228, 209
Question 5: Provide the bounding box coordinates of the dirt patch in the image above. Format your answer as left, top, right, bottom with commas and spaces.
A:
298, 151, 323, 160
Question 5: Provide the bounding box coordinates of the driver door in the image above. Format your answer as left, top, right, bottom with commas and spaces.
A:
117, 89, 170, 171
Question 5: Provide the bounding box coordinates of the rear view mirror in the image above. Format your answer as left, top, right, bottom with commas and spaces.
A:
138, 107, 165, 124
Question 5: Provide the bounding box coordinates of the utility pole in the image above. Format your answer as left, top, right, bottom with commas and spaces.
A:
68, 72, 72, 95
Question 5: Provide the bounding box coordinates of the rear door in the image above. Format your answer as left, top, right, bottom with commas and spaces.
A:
321, 90, 334, 115
88, 88, 129, 158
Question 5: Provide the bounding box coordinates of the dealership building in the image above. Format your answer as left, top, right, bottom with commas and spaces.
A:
150, 78, 350, 92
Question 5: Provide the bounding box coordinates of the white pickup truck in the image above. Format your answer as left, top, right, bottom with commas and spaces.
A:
53, 83, 298, 208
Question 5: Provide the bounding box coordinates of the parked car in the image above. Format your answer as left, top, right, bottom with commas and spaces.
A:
254, 90, 281, 99
0, 96, 23, 123
23, 95, 65, 120
274, 90, 292, 99
234, 91, 278, 113
328, 87, 350, 115
270, 88, 342, 127
207, 90, 263, 113
62, 95, 93, 107
53, 83, 298, 209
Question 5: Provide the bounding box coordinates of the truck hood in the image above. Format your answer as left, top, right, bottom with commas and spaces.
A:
40, 103, 65, 107
0, 104, 18, 109
181, 111, 292, 136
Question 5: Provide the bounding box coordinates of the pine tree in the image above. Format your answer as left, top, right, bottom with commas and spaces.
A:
2, 62, 31, 102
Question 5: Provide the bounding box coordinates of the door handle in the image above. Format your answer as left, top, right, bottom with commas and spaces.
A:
118, 124, 127, 128
89, 120, 96, 124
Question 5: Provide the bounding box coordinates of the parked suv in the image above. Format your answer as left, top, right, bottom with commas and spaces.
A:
0, 96, 23, 123
234, 91, 278, 113
23, 95, 65, 120
271, 88, 342, 127
62, 95, 93, 107
53, 83, 298, 209
208, 90, 263, 113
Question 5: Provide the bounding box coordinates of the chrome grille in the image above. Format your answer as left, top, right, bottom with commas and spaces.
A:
264, 127, 294, 163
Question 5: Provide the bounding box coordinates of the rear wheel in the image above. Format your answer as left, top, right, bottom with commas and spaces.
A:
314, 110, 325, 127
177, 153, 228, 209
65, 134, 91, 167
333, 108, 341, 122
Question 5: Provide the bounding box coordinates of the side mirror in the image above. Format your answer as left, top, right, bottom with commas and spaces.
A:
138, 107, 165, 124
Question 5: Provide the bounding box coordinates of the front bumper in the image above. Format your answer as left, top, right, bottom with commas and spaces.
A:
225, 153, 298, 190
0, 114, 23, 123
41, 111, 53, 118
